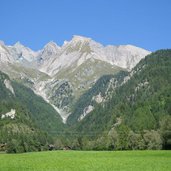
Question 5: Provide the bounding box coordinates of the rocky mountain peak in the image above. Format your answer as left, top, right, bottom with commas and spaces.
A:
42, 41, 60, 55
12, 42, 38, 62
44, 41, 60, 50
14, 41, 24, 48
71, 35, 91, 42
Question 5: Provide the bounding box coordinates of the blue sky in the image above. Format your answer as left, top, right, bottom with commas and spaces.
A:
0, 0, 171, 51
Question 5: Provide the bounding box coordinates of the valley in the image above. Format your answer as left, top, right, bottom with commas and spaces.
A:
0, 36, 171, 152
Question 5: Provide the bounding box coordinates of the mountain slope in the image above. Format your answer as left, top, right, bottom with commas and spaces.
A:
0, 71, 64, 152
70, 50, 171, 149
67, 71, 128, 125
0, 71, 48, 152
34, 36, 150, 122
13, 81, 64, 133
42, 59, 122, 122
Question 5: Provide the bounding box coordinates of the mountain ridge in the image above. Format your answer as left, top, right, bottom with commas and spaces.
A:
0, 35, 150, 123
0, 35, 150, 73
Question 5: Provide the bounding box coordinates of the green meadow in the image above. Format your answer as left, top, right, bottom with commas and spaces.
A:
0, 150, 170, 171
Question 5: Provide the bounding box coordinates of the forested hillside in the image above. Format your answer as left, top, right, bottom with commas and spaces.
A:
0, 71, 64, 153
70, 50, 171, 150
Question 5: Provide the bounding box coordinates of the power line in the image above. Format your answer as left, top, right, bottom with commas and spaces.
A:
48, 131, 109, 137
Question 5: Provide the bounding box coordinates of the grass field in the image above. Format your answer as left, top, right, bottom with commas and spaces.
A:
0, 150, 171, 171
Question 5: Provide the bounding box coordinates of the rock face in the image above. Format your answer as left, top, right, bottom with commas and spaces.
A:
0, 36, 150, 123
1, 109, 16, 119
36, 35, 150, 76
4, 79, 15, 95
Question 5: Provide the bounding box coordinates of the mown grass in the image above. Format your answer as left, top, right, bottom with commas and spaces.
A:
0, 150, 170, 171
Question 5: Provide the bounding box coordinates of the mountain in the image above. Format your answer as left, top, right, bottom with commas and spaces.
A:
0, 36, 170, 151
12, 42, 39, 62
33, 36, 149, 123
37, 35, 150, 76
70, 50, 171, 150
0, 41, 38, 64
0, 36, 150, 123
0, 41, 14, 64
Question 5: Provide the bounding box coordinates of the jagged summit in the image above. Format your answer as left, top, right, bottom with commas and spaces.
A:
44, 41, 60, 49
71, 35, 91, 42
11, 41, 38, 62
63, 35, 92, 49
0, 36, 150, 74
62, 35, 91, 47
43, 41, 60, 55
13, 41, 24, 47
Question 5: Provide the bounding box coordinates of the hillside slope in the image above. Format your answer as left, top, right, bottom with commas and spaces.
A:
0, 71, 64, 152
71, 50, 171, 150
